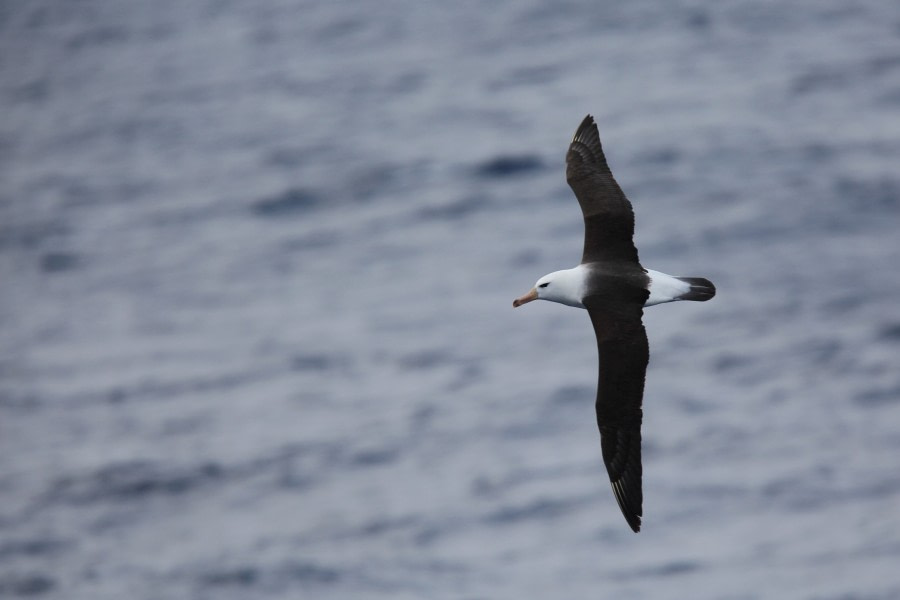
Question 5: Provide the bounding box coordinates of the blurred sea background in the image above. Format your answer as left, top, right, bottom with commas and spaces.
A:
2, 1, 900, 598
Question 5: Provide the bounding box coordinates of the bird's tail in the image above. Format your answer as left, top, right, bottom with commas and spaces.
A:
674, 277, 716, 302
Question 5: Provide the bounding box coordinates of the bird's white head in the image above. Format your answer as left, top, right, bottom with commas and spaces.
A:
512, 266, 587, 309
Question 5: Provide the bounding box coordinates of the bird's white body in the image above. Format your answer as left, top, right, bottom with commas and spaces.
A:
532, 266, 691, 309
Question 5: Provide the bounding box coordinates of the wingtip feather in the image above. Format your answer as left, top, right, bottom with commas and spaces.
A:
573, 114, 597, 142
611, 477, 642, 533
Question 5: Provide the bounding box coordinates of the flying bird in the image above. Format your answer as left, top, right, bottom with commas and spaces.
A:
513, 115, 716, 532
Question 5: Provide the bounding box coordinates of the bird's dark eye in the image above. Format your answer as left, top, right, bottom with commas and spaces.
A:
538, 282, 550, 288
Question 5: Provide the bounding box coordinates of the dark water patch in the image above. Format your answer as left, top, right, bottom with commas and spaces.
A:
252, 188, 322, 217
728, 3, 804, 34
249, 21, 279, 46
863, 474, 900, 500
833, 176, 900, 212
483, 496, 581, 525
415, 195, 485, 221
635, 146, 682, 166
499, 417, 557, 440
412, 527, 439, 546
349, 446, 399, 468
236, 441, 340, 491
83, 505, 147, 534
712, 352, 755, 373
356, 515, 419, 538
263, 142, 356, 170
820, 293, 865, 316
868, 54, 900, 77
802, 142, 837, 162
877, 87, 900, 108
66, 25, 129, 51
474, 155, 543, 179
236, 439, 400, 489
631, 560, 702, 578
46, 460, 224, 504
388, 70, 426, 94
285, 561, 341, 584
877, 322, 900, 343
792, 66, 849, 96
612, 559, 703, 582
39, 252, 79, 273
412, 520, 464, 547
280, 230, 339, 253
675, 395, 715, 415
445, 362, 484, 392
488, 64, 561, 89
685, 424, 752, 460
508, 248, 541, 268
350, 164, 400, 202
0, 538, 71, 559
797, 338, 842, 367
291, 353, 340, 372
549, 384, 593, 406
145, 203, 227, 229
855, 385, 900, 407
639, 236, 693, 259
0, 135, 10, 164
0, 390, 41, 411
685, 8, 711, 30
276, 464, 314, 491
143, 21, 176, 42
409, 404, 437, 432
0, 220, 69, 252
761, 468, 835, 511
105, 369, 269, 404
764, 470, 900, 513
315, 15, 367, 44
106, 388, 127, 404
0, 573, 55, 597
264, 147, 315, 169
469, 466, 579, 499
113, 115, 188, 148
470, 476, 504, 499
815, 593, 895, 600
159, 414, 207, 437
9, 79, 50, 104
31, 174, 113, 209
398, 348, 451, 371
681, 483, 748, 503
698, 216, 796, 249
201, 566, 259, 587
198, 561, 341, 590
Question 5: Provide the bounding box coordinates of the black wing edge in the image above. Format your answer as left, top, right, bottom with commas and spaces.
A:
568, 114, 610, 176
604, 423, 643, 533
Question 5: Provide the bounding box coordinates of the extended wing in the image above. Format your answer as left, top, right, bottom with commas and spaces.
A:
584, 294, 649, 532
566, 115, 641, 266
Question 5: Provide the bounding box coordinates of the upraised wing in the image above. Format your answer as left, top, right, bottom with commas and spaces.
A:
583, 293, 649, 532
566, 115, 641, 266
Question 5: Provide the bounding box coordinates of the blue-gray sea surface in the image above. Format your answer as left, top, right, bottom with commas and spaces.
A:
2, 1, 900, 598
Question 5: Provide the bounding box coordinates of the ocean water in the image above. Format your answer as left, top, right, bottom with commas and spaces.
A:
2, 1, 900, 598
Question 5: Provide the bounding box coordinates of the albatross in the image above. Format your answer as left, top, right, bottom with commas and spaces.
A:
513, 115, 716, 532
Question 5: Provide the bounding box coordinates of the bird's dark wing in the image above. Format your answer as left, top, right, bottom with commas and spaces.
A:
566, 115, 641, 266
583, 293, 649, 533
